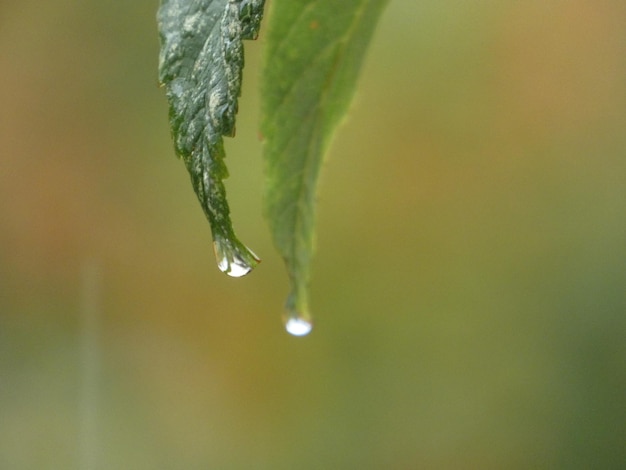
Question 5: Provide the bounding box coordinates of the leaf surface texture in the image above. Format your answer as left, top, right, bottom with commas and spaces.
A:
158, 0, 264, 276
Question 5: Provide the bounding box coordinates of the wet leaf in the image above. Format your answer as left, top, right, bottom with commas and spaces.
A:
158, 0, 264, 276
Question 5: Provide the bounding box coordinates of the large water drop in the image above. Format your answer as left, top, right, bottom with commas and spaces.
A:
219, 257, 254, 278
284, 315, 313, 336
213, 240, 259, 278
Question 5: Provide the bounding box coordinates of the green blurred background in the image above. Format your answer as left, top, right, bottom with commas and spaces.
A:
1, 0, 625, 468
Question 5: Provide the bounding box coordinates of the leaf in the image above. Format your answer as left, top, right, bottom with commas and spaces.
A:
158, 0, 265, 277
261, 0, 389, 328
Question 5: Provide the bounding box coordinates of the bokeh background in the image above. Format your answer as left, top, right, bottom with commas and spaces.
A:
2, 0, 626, 468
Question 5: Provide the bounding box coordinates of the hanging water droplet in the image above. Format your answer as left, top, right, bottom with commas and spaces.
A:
284, 314, 313, 336
213, 239, 260, 278
222, 258, 253, 278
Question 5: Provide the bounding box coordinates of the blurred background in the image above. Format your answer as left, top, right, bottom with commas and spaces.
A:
1, 0, 625, 468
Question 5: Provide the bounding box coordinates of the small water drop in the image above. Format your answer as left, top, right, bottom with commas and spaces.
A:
284, 316, 313, 337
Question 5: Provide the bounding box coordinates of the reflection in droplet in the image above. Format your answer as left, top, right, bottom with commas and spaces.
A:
217, 256, 229, 273
213, 240, 260, 278
284, 316, 313, 336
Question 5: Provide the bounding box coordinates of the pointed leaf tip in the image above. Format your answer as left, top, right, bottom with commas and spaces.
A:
158, 0, 266, 275
261, 0, 388, 322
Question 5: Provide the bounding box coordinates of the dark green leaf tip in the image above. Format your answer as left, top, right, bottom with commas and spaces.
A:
158, 0, 265, 276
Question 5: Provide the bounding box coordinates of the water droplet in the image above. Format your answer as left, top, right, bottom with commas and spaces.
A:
223, 259, 253, 277
284, 315, 313, 337
213, 240, 259, 278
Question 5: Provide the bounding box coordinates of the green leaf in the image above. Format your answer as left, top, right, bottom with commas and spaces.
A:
158, 0, 264, 277
261, 0, 389, 329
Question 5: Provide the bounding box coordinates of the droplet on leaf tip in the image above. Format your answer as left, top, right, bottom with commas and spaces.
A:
222, 260, 253, 278
213, 240, 260, 278
284, 314, 313, 337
